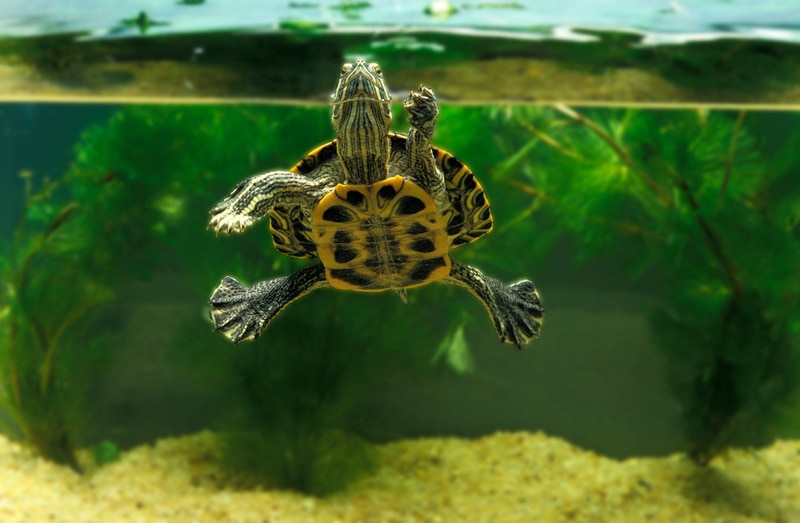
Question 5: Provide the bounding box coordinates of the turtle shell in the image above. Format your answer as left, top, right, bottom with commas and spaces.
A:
268, 133, 493, 263
312, 175, 452, 290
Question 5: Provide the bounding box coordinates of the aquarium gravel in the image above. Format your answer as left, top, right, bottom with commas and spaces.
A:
0, 430, 797, 523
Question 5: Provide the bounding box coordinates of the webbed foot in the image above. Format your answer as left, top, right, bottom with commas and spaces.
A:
447, 261, 544, 350
490, 279, 544, 349
209, 264, 328, 343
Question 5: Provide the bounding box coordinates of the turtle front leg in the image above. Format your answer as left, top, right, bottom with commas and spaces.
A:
209, 171, 337, 234
404, 86, 447, 208
446, 260, 544, 350
209, 263, 328, 343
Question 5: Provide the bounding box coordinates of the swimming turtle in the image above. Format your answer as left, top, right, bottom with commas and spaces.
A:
208, 61, 543, 349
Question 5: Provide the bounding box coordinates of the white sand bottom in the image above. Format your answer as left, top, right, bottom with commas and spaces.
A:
0, 430, 797, 523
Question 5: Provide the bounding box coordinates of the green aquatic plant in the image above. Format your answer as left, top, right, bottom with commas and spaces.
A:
92, 439, 121, 465
119, 11, 169, 35
490, 106, 800, 462
61, 103, 448, 494
0, 104, 298, 468
331, 0, 372, 20
175, 267, 427, 495
0, 108, 214, 467
214, 297, 382, 495
0, 172, 113, 469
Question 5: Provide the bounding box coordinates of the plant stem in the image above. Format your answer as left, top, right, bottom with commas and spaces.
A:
506, 179, 665, 242
720, 110, 747, 199
516, 119, 581, 159
554, 104, 674, 208
668, 165, 743, 300
40, 293, 108, 396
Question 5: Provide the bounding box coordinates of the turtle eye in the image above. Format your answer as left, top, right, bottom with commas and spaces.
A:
369, 63, 382, 75
340, 64, 353, 76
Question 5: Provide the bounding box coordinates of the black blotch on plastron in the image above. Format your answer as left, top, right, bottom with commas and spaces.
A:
480, 208, 491, 221
346, 190, 366, 207
474, 192, 486, 207
271, 233, 286, 245
269, 215, 281, 229
453, 237, 469, 246
406, 223, 428, 235
334, 246, 359, 263
390, 254, 408, 266
408, 257, 447, 282
329, 269, 372, 287
396, 196, 426, 215
334, 230, 353, 244
365, 233, 380, 252
409, 238, 436, 253
377, 184, 398, 201
322, 205, 355, 223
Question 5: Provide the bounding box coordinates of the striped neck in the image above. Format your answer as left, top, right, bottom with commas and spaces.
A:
330, 61, 392, 185
335, 100, 390, 185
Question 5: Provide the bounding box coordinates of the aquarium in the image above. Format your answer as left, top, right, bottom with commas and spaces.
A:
1, 2, 799, 522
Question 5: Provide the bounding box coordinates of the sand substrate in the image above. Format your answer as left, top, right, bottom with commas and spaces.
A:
0, 430, 798, 523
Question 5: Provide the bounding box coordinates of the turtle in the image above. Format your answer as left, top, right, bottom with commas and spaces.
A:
208, 60, 543, 349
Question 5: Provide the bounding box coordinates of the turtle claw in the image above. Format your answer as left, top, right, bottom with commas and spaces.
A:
209, 276, 271, 343
448, 262, 544, 350
209, 199, 254, 235
492, 280, 544, 350
403, 85, 438, 134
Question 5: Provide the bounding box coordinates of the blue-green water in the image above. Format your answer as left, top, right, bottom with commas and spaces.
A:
0, 105, 115, 239
0, 103, 679, 456
2, 100, 799, 472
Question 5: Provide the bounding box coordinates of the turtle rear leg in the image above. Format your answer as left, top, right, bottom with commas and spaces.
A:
404, 86, 447, 208
209, 263, 328, 343
209, 171, 338, 235
446, 260, 544, 350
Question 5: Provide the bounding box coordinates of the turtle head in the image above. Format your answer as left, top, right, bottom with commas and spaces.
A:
331, 60, 392, 185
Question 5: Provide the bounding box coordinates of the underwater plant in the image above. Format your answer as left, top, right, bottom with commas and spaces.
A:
178, 253, 432, 495
0, 171, 115, 469
0, 105, 300, 468
212, 294, 392, 495
92, 439, 121, 465
52, 103, 450, 494
487, 105, 800, 463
